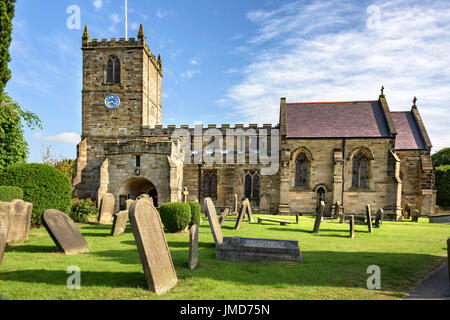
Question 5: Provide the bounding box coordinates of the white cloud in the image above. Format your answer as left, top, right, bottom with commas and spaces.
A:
156, 9, 174, 19
110, 13, 121, 24
222, 0, 450, 152
93, 0, 103, 10
181, 70, 201, 79
35, 132, 81, 145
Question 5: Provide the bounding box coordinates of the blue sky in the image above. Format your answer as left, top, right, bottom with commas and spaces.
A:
6, 0, 450, 163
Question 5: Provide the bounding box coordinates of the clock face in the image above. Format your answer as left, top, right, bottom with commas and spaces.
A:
104, 94, 121, 110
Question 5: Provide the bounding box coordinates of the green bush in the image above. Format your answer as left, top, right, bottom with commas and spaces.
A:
435, 165, 450, 208
159, 202, 191, 233
70, 198, 97, 223
0, 163, 72, 226
187, 201, 201, 226
0, 185, 23, 202
432, 148, 450, 167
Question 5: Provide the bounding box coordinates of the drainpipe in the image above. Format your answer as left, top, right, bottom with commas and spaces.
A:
341, 138, 346, 207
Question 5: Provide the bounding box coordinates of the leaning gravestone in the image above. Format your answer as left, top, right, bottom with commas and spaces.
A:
129, 198, 178, 295
42, 209, 90, 255
411, 210, 420, 223
349, 215, 355, 239
234, 202, 247, 231
366, 205, 373, 233
218, 208, 230, 226
204, 198, 302, 263
126, 199, 135, 211
0, 203, 11, 270
6, 200, 32, 243
313, 201, 326, 233
111, 210, 129, 236
98, 193, 115, 224
189, 224, 199, 270
374, 208, 384, 228
244, 199, 254, 223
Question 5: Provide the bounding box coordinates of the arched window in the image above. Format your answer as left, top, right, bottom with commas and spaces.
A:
106, 55, 120, 84
295, 153, 308, 188
244, 170, 260, 201
352, 151, 368, 188
203, 170, 217, 199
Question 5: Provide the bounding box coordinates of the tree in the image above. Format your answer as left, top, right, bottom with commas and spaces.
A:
0, 92, 41, 170
432, 148, 450, 167
42, 145, 76, 183
0, 0, 16, 94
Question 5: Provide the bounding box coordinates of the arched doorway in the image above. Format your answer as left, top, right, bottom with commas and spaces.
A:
119, 178, 158, 210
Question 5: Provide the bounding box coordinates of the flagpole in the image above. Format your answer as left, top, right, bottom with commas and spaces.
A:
125, 0, 128, 40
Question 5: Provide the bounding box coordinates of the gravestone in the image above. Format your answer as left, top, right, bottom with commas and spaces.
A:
129, 198, 178, 295
0, 203, 10, 270
234, 202, 247, 231
204, 198, 302, 263
374, 208, 384, 228
411, 209, 420, 223
98, 193, 115, 224
188, 224, 199, 270
205, 198, 224, 247
333, 201, 341, 219
42, 209, 90, 254
111, 210, 129, 236
182, 187, 189, 204
244, 199, 254, 223
233, 194, 238, 215
296, 214, 300, 224
366, 205, 373, 233
218, 208, 230, 226
6, 200, 32, 243
126, 199, 135, 211
313, 201, 325, 233
350, 215, 355, 239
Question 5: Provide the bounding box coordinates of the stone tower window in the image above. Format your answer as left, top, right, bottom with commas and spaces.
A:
352, 151, 368, 188
106, 55, 121, 84
295, 153, 308, 188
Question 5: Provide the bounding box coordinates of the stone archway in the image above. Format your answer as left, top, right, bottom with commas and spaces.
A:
119, 177, 158, 210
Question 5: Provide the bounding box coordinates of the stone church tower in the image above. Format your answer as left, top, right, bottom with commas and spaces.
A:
73, 25, 185, 209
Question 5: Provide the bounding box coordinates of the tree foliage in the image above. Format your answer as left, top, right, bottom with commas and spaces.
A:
0, 0, 16, 94
435, 165, 450, 208
432, 148, 450, 167
42, 146, 76, 183
0, 92, 41, 170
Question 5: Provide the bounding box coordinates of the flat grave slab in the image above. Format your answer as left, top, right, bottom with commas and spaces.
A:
429, 214, 450, 224
258, 217, 293, 226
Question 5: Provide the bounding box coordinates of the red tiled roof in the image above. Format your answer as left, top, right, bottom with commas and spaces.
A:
285, 101, 392, 138
391, 111, 427, 150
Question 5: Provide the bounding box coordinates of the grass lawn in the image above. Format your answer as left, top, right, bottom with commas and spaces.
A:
0, 214, 448, 300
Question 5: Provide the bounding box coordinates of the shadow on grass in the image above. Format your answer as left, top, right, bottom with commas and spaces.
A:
0, 250, 442, 299
5, 245, 59, 254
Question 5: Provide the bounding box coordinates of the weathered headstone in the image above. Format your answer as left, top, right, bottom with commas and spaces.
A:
244, 199, 254, 223
313, 201, 325, 233
182, 187, 189, 204
374, 208, 384, 228
129, 198, 178, 295
188, 224, 199, 270
42, 209, 90, 254
111, 210, 129, 236
205, 198, 224, 247
233, 194, 238, 215
0, 203, 11, 270
218, 208, 230, 226
350, 215, 355, 239
234, 202, 247, 231
126, 199, 135, 211
6, 200, 32, 243
366, 204, 373, 233
296, 214, 300, 224
98, 193, 115, 224
411, 209, 420, 223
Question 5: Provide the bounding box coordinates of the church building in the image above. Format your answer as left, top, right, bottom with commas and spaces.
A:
73, 25, 436, 220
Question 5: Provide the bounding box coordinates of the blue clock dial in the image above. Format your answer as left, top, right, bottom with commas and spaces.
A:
104, 94, 121, 110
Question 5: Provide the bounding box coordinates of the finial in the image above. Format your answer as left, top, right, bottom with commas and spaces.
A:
82, 25, 90, 46
413, 96, 417, 107
83, 25, 89, 38
381, 85, 384, 96
138, 24, 145, 40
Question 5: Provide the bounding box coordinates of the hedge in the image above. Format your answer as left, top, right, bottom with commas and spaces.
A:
70, 198, 97, 223
0, 163, 72, 226
187, 201, 201, 226
0, 185, 23, 202
159, 202, 191, 233
435, 165, 450, 208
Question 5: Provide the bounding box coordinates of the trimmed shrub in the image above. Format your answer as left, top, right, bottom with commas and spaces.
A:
435, 165, 450, 208
0, 163, 72, 226
0, 185, 23, 202
187, 201, 201, 226
159, 202, 191, 233
70, 198, 97, 223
